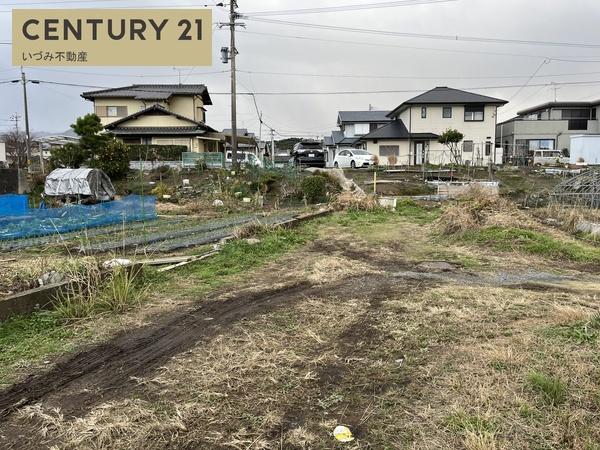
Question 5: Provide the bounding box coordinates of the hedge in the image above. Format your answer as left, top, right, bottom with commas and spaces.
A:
127, 145, 188, 161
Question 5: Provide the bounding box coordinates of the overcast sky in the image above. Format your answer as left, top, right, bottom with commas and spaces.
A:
1, 0, 600, 139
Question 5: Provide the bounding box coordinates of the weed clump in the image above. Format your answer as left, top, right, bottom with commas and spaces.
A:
301, 175, 327, 203
526, 372, 567, 406
437, 186, 521, 235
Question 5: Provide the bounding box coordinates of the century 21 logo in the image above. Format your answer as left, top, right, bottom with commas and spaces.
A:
20, 18, 203, 41
12, 10, 213, 66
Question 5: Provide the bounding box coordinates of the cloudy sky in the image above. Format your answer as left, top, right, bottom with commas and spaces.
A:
1, 0, 600, 139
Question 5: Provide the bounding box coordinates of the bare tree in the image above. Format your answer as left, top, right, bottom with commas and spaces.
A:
1, 129, 28, 168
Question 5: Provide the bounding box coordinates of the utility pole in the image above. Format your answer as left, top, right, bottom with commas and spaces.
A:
218, 2, 244, 171
21, 68, 32, 171
229, 0, 239, 171
12, 69, 39, 172
270, 129, 275, 165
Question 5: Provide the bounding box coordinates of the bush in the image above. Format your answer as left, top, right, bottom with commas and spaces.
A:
301, 175, 327, 203
91, 138, 130, 180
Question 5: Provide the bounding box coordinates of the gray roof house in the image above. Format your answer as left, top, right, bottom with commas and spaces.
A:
325, 110, 392, 154
497, 100, 600, 163
81, 84, 220, 153
360, 87, 508, 166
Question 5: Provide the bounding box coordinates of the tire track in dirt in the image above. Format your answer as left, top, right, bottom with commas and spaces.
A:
0, 281, 317, 422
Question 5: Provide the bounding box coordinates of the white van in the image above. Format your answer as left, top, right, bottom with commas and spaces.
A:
533, 150, 569, 166
225, 151, 263, 168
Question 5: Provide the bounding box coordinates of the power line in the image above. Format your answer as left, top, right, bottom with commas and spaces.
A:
245, 0, 457, 16
245, 17, 600, 49
27, 67, 229, 78
507, 59, 551, 102
236, 30, 600, 63
238, 68, 600, 81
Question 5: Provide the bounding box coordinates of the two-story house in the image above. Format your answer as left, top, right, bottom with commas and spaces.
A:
81, 84, 220, 152
496, 101, 600, 163
359, 87, 508, 166
324, 110, 392, 163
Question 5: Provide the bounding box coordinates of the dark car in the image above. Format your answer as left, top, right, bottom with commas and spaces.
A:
291, 140, 326, 168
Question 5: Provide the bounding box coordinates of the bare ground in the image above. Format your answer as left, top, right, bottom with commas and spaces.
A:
1, 214, 599, 449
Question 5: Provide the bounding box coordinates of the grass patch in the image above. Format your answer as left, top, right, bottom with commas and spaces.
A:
335, 201, 440, 228
0, 313, 77, 387
460, 226, 600, 263
446, 411, 497, 434
526, 372, 567, 406
545, 313, 600, 344
179, 224, 317, 293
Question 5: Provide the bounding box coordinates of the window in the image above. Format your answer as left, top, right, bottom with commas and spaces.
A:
568, 120, 588, 131
421, 107, 427, 119
463, 141, 474, 152
354, 123, 370, 135
485, 141, 492, 156
443, 107, 452, 118
379, 145, 399, 157
95, 105, 127, 117
561, 109, 590, 119
528, 140, 555, 151
464, 106, 484, 121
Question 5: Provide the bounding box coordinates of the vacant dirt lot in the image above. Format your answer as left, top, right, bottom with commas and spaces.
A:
1, 207, 599, 449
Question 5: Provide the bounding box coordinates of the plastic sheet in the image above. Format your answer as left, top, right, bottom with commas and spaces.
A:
0, 195, 156, 241
0, 194, 29, 217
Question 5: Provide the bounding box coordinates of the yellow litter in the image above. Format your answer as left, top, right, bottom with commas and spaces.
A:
333, 425, 354, 442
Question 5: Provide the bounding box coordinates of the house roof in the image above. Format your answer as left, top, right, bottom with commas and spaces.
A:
516, 100, 600, 116
222, 128, 256, 139
81, 84, 212, 105
388, 87, 508, 117
109, 127, 210, 136
359, 120, 438, 141
332, 130, 345, 144
104, 104, 215, 132
338, 110, 392, 123
323, 135, 334, 146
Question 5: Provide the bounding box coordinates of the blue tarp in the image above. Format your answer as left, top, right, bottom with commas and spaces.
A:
0, 194, 29, 217
0, 195, 157, 241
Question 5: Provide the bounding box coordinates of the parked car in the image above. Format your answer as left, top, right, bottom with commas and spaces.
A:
333, 148, 376, 169
291, 140, 326, 168
225, 151, 263, 168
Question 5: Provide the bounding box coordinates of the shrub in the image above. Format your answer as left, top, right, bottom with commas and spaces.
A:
301, 175, 327, 203
387, 154, 398, 166
91, 138, 130, 180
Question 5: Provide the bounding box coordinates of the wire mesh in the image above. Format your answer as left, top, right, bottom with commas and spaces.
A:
0, 195, 157, 241
550, 168, 600, 209
182, 152, 225, 169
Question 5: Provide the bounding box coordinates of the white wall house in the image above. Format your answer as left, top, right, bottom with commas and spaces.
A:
360, 87, 507, 166
0, 142, 6, 164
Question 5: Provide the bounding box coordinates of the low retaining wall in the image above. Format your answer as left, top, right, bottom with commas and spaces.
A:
0, 281, 71, 321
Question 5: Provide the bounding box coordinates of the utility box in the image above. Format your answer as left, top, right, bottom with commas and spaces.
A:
570, 135, 600, 165
0, 168, 29, 194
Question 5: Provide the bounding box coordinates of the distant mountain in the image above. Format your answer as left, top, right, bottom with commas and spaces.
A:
34, 129, 77, 138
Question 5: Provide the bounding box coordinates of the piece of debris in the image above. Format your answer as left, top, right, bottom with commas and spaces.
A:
38, 271, 66, 286
244, 238, 261, 245
212, 199, 224, 207
103, 258, 133, 269
242, 197, 252, 203
333, 425, 354, 442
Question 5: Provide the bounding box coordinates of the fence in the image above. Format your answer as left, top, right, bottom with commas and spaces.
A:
182, 152, 224, 169
0, 195, 156, 241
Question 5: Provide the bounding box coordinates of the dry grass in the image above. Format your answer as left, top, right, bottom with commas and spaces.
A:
331, 191, 379, 211
9, 208, 600, 449
304, 255, 378, 285
437, 185, 540, 235
20, 400, 187, 449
